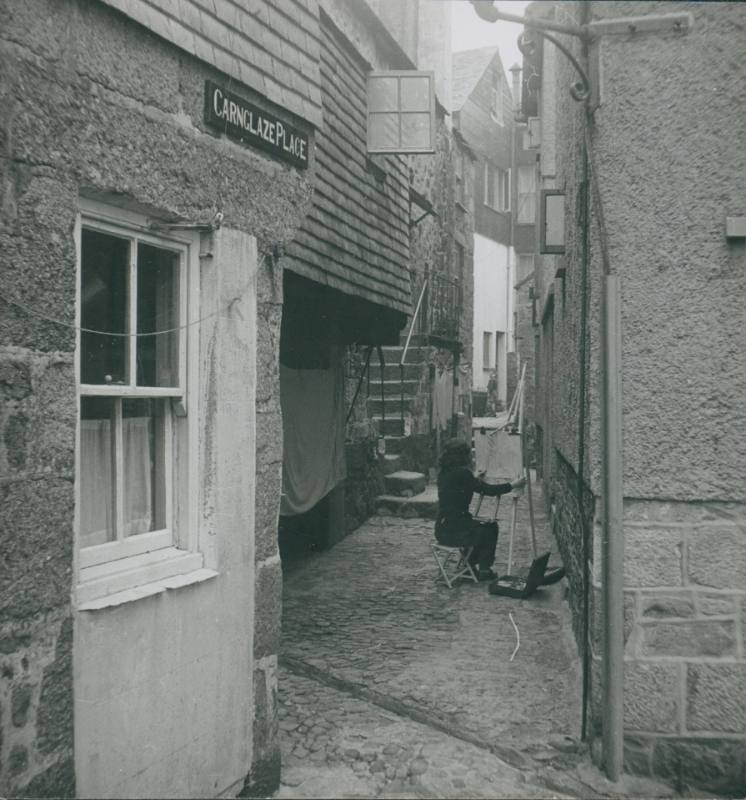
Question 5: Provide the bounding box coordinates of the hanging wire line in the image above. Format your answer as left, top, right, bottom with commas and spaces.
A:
0, 285, 251, 337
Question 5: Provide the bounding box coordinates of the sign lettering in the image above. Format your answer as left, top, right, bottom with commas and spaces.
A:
204, 81, 310, 169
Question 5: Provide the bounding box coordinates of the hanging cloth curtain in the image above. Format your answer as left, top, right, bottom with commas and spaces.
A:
280, 353, 346, 516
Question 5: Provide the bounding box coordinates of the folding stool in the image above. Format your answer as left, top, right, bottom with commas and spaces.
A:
431, 543, 478, 588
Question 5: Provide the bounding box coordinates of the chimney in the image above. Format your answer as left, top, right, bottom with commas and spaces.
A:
509, 63, 522, 114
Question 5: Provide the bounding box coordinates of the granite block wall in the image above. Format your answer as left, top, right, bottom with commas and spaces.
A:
0, 0, 313, 793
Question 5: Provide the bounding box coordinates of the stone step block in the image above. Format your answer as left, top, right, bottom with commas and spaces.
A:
367, 396, 415, 416
381, 453, 404, 475
377, 345, 429, 363
382, 435, 406, 455
375, 484, 439, 519
398, 332, 429, 348
368, 363, 423, 381
363, 379, 420, 397
373, 416, 404, 436
383, 470, 427, 497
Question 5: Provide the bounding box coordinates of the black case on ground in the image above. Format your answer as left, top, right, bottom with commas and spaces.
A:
488, 551, 551, 599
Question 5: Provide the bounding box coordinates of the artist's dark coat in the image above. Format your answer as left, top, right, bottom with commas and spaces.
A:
435, 466, 513, 546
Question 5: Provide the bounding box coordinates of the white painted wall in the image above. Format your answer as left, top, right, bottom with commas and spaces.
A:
472, 233, 513, 403
74, 229, 258, 799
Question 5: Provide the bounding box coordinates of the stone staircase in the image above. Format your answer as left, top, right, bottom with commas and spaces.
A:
367, 337, 437, 518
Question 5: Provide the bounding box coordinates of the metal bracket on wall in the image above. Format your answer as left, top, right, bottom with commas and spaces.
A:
409, 186, 438, 228
586, 13, 693, 38
472, 2, 693, 109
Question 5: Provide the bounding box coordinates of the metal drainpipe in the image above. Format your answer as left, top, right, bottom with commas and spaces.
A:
602, 271, 624, 781
586, 108, 625, 780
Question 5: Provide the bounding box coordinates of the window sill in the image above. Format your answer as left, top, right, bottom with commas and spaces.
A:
77, 547, 214, 608
483, 204, 510, 215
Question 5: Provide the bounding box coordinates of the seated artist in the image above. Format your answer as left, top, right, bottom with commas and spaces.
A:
435, 438, 525, 581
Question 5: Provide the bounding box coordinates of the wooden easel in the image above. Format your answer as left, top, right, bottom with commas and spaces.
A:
475, 363, 537, 574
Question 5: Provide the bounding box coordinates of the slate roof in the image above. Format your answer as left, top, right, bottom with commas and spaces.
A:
452, 46, 501, 111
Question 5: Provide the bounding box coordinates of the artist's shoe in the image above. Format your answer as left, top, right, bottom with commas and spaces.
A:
478, 568, 497, 581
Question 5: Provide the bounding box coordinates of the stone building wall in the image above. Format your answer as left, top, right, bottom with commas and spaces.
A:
533, 1, 746, 793
0, 0, 314, 794
408, 112, 475, 457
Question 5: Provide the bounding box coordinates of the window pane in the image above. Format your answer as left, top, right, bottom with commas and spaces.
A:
545, 193, 565, 248
368, 112, 400, 150
79, 396, 116, 547
400, 75, 430, 111
122, 399, 167, 536
483, 332, 492, 369
368, 76, 398, 112
400, 113, 431, 150
81, 230, 129, 385
137, 243, 180, 388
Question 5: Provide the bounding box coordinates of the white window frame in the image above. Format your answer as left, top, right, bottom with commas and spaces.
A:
483, 162, 511, 213
517, 165, 537, 224
482, 331, 493, 370
75, 200, 202, 605
366, 70, 436, 154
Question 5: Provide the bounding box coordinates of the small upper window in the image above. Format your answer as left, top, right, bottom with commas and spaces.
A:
483, 162, 510, 213
367, 71, 436, 154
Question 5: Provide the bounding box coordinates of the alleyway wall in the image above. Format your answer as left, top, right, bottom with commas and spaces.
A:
533, 2, 746, 793
0, 0, 315, 794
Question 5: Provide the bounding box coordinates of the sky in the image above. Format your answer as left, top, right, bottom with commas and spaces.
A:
450, 0, 532, 71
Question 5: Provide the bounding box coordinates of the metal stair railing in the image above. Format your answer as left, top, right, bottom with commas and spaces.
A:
428, 272, 461, 341
399, 279, 428, 432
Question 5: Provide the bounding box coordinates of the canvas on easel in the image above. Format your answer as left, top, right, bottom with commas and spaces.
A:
474, 428, 523, 482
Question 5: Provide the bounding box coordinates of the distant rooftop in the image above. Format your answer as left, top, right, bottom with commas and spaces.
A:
452, 46, 503, 111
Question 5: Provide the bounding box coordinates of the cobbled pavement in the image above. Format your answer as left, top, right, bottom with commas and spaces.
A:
275, 485, 675, 799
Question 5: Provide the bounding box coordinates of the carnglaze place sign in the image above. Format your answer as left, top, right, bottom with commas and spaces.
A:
204, 81, 309, 170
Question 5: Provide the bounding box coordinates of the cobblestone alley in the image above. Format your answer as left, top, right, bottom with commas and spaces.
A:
275, 485, 674, 799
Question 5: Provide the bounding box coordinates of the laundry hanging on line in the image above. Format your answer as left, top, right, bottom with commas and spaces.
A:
432, 366, 453, 431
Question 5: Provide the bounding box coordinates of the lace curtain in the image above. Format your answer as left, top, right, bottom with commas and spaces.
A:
79, 417, 153, 547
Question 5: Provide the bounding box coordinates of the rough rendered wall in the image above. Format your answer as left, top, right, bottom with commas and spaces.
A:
0, 0, 313, 795
536, 1, 746, 794
408, 114, 475, 453
591, 3, 746, 792
251, 248, 286, 796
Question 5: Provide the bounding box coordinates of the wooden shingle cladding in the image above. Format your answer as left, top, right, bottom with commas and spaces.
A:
98, 0, 323, 127
284, 14, 411, 317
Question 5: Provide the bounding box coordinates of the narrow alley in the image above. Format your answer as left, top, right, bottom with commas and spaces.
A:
2, 0, 744, 798
275, 484, 670, 799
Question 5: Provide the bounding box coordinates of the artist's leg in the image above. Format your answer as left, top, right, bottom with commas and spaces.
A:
474, 520, 498, 576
